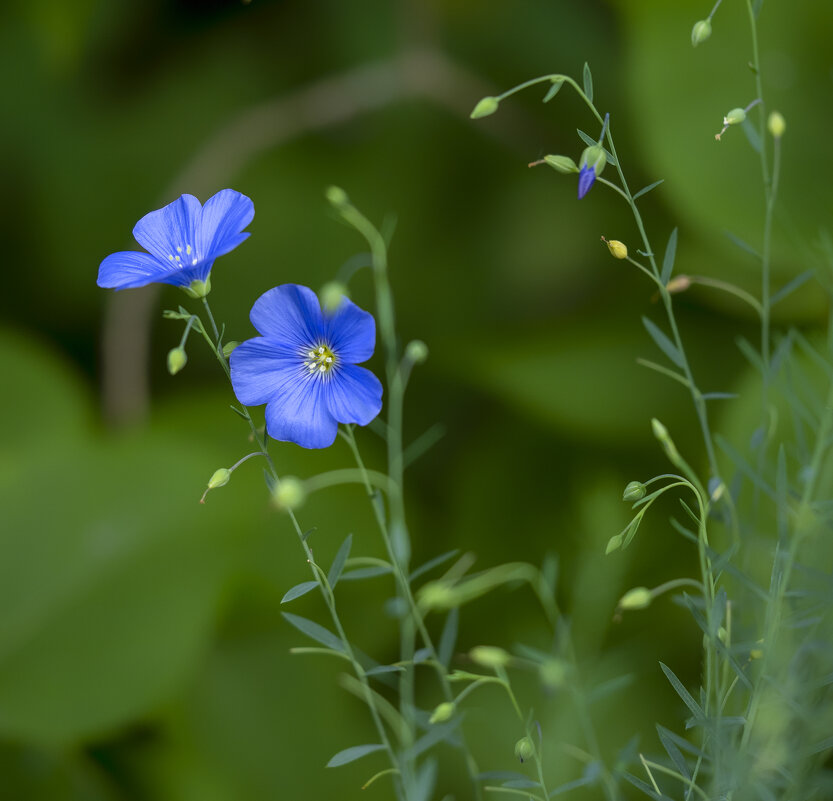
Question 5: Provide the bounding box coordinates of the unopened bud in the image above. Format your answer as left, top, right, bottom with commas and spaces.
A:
470, 645, 511, 669
405, 339, 429, 364
325, 186, 350, 209
272, 476, 306, 511
470, 96, 500, 119
514, 737, 535, 763
429, 702, 456, 724
724, 107, 746, 126
539, 658, 567, 690
750, 640, 764, 660
579, 144, 607, 175
617, 586, 653, 611
691, 19, 712, 47
603, 238, 628, 260
543, 155, 579, 174
418, 582, 456, 610
183, 277, 211, 299
222, 341, 240, 358
167, 347, 188, 375
767, 111, 785, 139
320, 281, 349, 311
605, 533, 624, 555
622, 481, 646, 502
651, 418, 681, 464
666, 275, 692, 294
200, 467, 231, 503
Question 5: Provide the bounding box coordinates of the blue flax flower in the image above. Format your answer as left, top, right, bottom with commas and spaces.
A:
97, 189, 254, 295
230, 284, 383, 449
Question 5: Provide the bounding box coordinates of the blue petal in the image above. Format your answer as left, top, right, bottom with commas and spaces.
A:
197, 189, 254, 260
326, 364, 383, 426
325, 298, 376, 363
132, 194, 202, 262
264, 372, 339, 449
229, 339, 300, 406
249, 284, 325, 347
97, 251, 173, 289
577, 165, 596, 199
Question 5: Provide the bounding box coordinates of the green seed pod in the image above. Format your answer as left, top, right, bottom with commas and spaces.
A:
405, 339, 429, 364
618, 586, 653, 611
167, 347, 188, 375
470, 96, 500, 119
691, 19, 712, 47
651, 418, 681, 465
543, 154, 579, 174
724, 107, 746, 126
622, 480, 646, 502
222, 340, 240, 358
272, 476, 306, 511
207, 468, 231, 489
768, 110, 786, 138
470, 645, 511, 669
183, 277, 211, 298
429, 702, 456, 724
320, 281, 349, 312
514, 736, 535, 763
325, 185, 350, 209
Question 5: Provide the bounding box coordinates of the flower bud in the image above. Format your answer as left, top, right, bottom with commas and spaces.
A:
579, 145, 607, 175
604, 239, 628, 260
325, 186, 350, 209
750, 640, 763, 660
429, 701, 456, 724
200, 467, 231, 503
272, 476, 306, 511
167, 347, 188, 375
651, 418, 681, 465
418, 581, 456, 610
543, 155, 579, 174
183, 277, 211, 299
666, 275, 692, 294
767, 110, 785, 139
724, 107, 746, 126
622, 480, 646, 502
470, 645, 511, 669
605, 533, 623, 555
514, 736, 535, 763
222, 340, 240, 358
539, 658, 567, 690
691, 19, 712, 47
617, 586, 653, 611
405, 339, 429, 364
470, 96, 500, 119
320, 281, 349, 312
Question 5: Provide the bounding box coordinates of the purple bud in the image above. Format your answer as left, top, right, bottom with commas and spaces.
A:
578, 165, 596, 199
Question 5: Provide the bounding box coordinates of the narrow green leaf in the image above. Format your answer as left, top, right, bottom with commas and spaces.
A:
655, 724, 704, 759
632, 179, 665, 201
587, 673, 635, 704
577, 128, 597, 148
327, 533, 352, 589
659, 662, 704, 720
736, 336, 765, 373
771, 270, 815, 306
228, 404, 248, 420
326, 743, 386, 768
341, 565, 393, 581
642, 317, 685, 368
741, 118, 762, 153
723, 230, 760, 259
280, 581, 318, 604
776, 445, 788, 541
364, 664, 404, 676
403, 424, 446, 469
438, 608, 459, 668
660, 227, 678, 284
409, 549, 459, 582
542, 78, 564, 103
582, 62, 593, 103
282, 612, 344, 652
701, 392, 737, 400
636, 358, 690, 389
715, 434, 775, 499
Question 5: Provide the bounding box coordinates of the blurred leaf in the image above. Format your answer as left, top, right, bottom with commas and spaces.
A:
281, 581, 318, 604
281, 613, 344, 652
642, 317, 684, 368
328, 533, 352, 590
582, 61, 593, 103
326, 743, 386, 768
660, 227, 678, 285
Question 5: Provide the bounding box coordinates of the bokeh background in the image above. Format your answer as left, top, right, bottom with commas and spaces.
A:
2, 0, 831, 798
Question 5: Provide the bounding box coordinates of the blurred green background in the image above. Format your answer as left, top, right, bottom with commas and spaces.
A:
2, 0, 831, 798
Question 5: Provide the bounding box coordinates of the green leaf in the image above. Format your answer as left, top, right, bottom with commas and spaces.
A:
327, 534, 352, 589
438, 608, 458, 668
632, 179, 664, 201
281, 581, 318, 604
659, 662, 704, 721
582, 61, 593, 103
660, 227, 678, 284
409, 549, 459, 582
281, 613, 344, 652
326, 743, 386, 768
771, 270, 815, 306
642, 316, 684, 368
542, 78, 564, 103
340, 565, 392, 581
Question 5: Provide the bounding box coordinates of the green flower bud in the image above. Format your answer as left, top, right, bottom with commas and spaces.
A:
325, 186, 350, 209
222, 341, 240, 358
200, 467, 231, 503
622, 480, 646, 502
539, 658, 567, 690
605, 533, 623, 555
514, 736, 535, 763
418, 581, 456, 611
429, 701, 456, 724
405, 339, 429, 364
579, 144, 607, 175
691, 19, 712, 47
272, 476, 306, 511
320, 281, 349, 312
469, 645, 511, 669
470, 96, 500, 119
543, 155, 579, 174
167, 347, 188, 375
651, 418, 681, 464
617, 586, 653, 611
767, 110, 786, 138
724, 107, 746, 126
183, 277, 211, 299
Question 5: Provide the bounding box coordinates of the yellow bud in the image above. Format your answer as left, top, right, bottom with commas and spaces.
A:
617, 586, 653, 611
429, 702, 456, 724
470, 96, 500, 119
167, 347, 188, 375
666, 275, 692, 294
767, 111, 785, 139
604, 239, 628, 259
469, 645, 511, 669
272, 476, 306, 511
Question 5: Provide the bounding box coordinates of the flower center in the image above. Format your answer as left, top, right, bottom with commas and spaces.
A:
166, 243, 200, 268
304, 343, 336, 375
